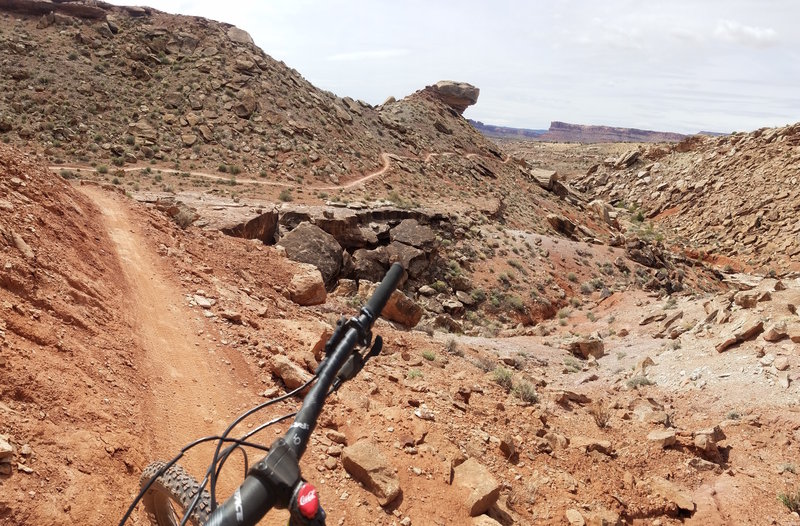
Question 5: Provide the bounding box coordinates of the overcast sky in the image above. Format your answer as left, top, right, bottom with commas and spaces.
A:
111, 1, 799, 134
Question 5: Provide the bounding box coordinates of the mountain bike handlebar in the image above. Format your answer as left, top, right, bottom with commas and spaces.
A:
205, 262, 404, 526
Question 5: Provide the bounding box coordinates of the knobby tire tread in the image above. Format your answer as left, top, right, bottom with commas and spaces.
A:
140, 461, 211, 526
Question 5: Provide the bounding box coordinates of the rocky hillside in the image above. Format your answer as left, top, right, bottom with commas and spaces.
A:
0, 143, 145, 522
574, 122, 800, 274
0, 2, 511, 189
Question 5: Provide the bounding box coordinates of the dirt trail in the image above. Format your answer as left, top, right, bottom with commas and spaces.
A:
51, 150, 511, 191
80, 187, 253, 464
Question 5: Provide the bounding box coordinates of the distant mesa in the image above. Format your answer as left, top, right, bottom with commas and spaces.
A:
426, 81, 480, 114
472, 120, 690, 143
539, 121, 687, 143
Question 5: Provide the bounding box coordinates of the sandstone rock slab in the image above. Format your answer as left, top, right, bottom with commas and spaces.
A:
452, 458, 501, 516
342, 440, 401, 506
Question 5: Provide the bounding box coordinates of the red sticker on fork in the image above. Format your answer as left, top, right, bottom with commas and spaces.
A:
297, 482, 320, 519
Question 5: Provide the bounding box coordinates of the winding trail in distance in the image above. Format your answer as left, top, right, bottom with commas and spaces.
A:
51, 149, 513, 191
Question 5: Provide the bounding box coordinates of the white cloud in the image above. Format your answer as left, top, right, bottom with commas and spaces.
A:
714, 20, 778, 48
327, 49, 410, 62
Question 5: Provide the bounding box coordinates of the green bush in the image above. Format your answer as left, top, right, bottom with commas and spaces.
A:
431, 280, 449, 293
504, 294, 525, 312
470, 289, 486, 303
492, 367, 513, 391
778, 489, 800, 513
422, 350, 436, 361
279, 188, 293, 202
512, 381, 538, 404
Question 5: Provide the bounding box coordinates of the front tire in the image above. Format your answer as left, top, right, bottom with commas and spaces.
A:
140, 461, 212, 526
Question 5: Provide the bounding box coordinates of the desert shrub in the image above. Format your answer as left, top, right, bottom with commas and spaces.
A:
471, 289, 486, 303
626, 376, 654, 388
97, 165, 109, 174
589, 401, 611, 428
431, 280, 449, 293
778, 489, 800, 513
504, 294, 525, 312
173, 209, 194, 229
407, 369, 422, 379
422, 350, 436, 361
512, 381, 538, 404
279, 188, 293, 202
444, 337, 462, 356
567, 272, 578, 282
563, 357, 582, 373
492, 366, 513, 391
473, 356, 495, 372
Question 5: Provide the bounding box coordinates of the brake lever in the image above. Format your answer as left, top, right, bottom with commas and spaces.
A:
331, 336, 383, 390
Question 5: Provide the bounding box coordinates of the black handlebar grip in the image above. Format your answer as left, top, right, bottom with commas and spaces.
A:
364, 262, 404, 320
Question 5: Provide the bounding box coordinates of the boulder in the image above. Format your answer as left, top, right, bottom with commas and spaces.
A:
342, 440, 401, 506
390, 219, 437, 250
649, 476, 695, 513
359, 281, 423, 328
315, 214, 377, 248
565, 509, 585, 526
288, 264, 326, 306
233, 89, 257, 118
220, 209, 278, 245
271, 354, 312, 390
530, 168, 557, 190
613, 150, 640, 169
647, 428, 676, 448
0, 436, 13, 460
568, 337, 604, 359
569, 436, 613, 455
350, 247, 389, 282
546, 213, 576, 237
128, 120, 157, 144
227, 26, 254, 45
279, 222, 343, 288
693, 425, 725, 458
427, 81, 480, 114
452, 458, 500, 516
763, 321, 788, 342
385, 241, 428, 278
715, 316, 764, 352
733, 290, 759, 308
